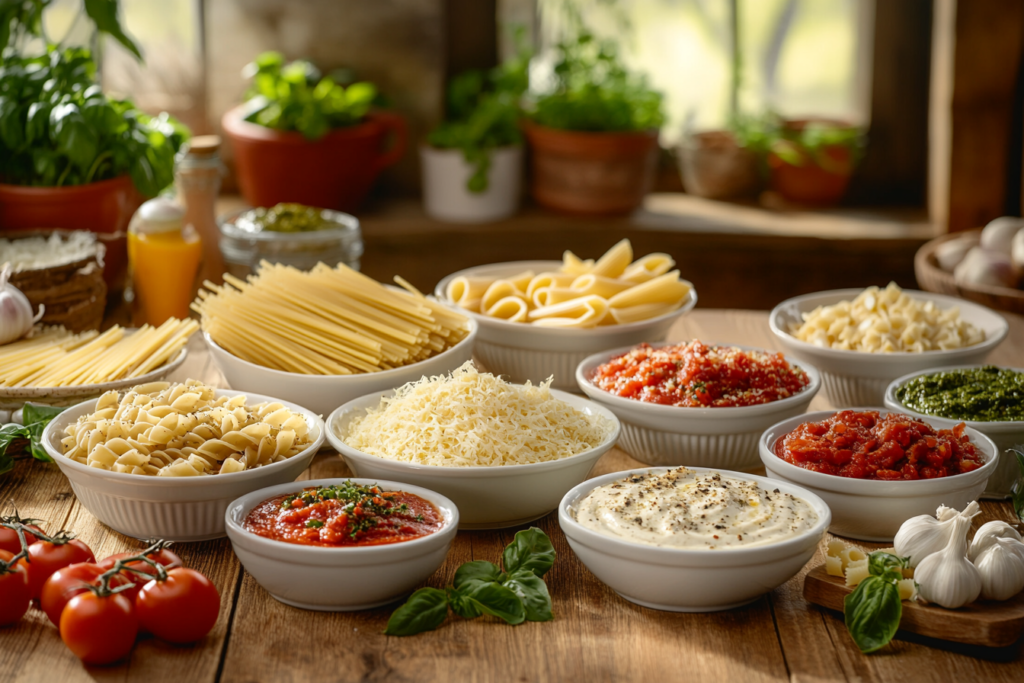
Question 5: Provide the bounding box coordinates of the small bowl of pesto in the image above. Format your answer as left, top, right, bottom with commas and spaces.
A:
885, 364, 1024, 499
218, 203, 363, 276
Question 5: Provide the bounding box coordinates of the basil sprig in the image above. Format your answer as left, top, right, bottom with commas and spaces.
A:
0, 404, 65, 476
384, 527, 555, 636
843, 552, 913, 653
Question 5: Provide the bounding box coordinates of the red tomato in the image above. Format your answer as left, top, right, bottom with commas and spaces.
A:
136, 568, 220, 644
16, 539, 95, 598
0, 523, 43, 554
0, 549, 31, 626
40, 563, 131, 627
97, 548, 183, 601
60, 591, 138, 665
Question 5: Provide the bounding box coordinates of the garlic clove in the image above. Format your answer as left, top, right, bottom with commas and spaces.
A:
969, 520, 1022, 561
975, 540, 1024, 601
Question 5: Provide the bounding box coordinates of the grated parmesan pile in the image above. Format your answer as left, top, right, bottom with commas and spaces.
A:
341, 362, 614, 467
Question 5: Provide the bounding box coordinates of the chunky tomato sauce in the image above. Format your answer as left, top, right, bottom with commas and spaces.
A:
243, 482, 444, 547
591, 341, 810, 408
773, 410, 984, 480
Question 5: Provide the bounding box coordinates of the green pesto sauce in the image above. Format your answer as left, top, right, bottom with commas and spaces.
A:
240, 203, 330, 233
895, 366, 1024, 422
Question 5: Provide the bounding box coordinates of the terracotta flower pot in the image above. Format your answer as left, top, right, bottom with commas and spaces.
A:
677, 130, 761, 200
522, 122, 659, 215
767, 119, 858, 206
0, 175, 143, 291
222, 106, 407, 212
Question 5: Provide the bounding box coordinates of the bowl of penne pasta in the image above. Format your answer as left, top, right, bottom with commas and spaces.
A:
434, 239, 698, 392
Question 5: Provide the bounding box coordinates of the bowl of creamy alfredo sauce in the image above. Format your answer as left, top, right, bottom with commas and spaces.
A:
558, 466, 830, 612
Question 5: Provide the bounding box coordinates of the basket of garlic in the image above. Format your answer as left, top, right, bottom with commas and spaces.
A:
915, 218, 1024, 315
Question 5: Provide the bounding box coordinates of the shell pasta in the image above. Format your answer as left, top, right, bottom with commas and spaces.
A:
446, 240, 693, 328
61, 380, 315, 476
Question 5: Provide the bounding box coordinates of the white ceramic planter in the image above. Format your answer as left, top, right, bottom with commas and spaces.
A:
421, 145, 522, 222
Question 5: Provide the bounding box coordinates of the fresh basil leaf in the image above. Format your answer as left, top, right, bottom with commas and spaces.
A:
25, 101, 51, 144
502, 527, 555, 578
844, 576, 902, 654
503, 568, 553, 622
447, 585, 483, 619
867, 552, 907, 577
383, 587, 449, 636
22, 404, 64, 427
453, 560, 502, 589
462, 581, 525, 625
84, 0, 142, 60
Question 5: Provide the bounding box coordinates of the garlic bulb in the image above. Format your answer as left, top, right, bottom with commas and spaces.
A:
954, 247, 1019, 289
915, 514, 981, 608
969, 520, 1022, 561
0, 264, 43, 345
935, 234, 980, 272
894, 501, 979, 567
980, 216, 1024, 254
1013, 228, 1024, 272
974, 539, 1024, 601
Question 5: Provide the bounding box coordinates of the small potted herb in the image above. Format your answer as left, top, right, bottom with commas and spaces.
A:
421, 41, 530, 223
0, 1, 189, 289
222, 52, 407, 212
767, 118, 864, 206
523, 31, 665, 215
677, 115, 770, 200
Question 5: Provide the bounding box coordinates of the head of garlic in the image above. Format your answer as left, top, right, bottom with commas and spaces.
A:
974, 538, 1024, 601
954, 247, 1019, 289
915, 514, 981, 609
980, 216, 1024, 255
894, 501, 979, 567
0, 263, 43, 345
935, 233, 980, 272
968, 520, 1022, 562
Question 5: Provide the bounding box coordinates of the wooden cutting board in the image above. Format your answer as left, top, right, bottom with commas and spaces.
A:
803, 564, 1024, 648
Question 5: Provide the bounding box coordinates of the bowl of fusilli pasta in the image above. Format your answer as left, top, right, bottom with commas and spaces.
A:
42, 380, 326, 541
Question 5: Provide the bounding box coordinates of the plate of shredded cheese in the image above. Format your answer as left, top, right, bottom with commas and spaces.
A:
326, 362, 621, 529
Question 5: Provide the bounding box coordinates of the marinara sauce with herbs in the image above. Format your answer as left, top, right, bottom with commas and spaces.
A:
774, 410, 984, 481
591, 341, 810, 408
244, 481, 444, 547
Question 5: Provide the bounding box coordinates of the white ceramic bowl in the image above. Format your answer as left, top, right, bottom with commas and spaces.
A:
768, 288, 1008, 406
225, 477, 458, 611
884, 365, 1024, 499
204, 317, 477, 417
42, 390, 325, 542
558, 467, 831, 612
759, 409, 999, 542
576, 343, 821, 471
434, 261, 697, 392
326, 388, 621, 529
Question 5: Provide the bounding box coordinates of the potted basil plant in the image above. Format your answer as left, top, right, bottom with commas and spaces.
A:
222, 52, 407, 212
523, 31, 665, 215
767, 118, 865, 206
421, 42, 530, 223
0, 1, 189, 289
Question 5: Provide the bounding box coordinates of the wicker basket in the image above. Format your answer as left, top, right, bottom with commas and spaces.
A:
915, 230, 1024, 315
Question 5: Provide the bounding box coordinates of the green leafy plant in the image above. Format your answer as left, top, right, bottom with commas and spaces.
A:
241, 51, 377, 141
0, 404, 65, 475
843, 551, 913, 653
0, 1, 188, 196
427, 35, 531, 193
1012, 447, 1024, 522
384, 527, 555, 636
769, 120, 864, 173
531, 31, 664, 133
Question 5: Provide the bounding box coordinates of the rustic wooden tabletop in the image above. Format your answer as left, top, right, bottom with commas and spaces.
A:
1, 309, 1022, 683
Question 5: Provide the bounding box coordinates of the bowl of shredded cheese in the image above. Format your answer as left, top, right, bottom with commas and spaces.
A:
326, 362, 620, 529
768, 284, 1008, 406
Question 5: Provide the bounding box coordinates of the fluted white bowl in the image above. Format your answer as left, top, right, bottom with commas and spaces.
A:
326, 387, 621, 529
768, 289, 1008, 406
575, 343, 820, 471
434, 261, 697, 392
225, 477, 458, 611
884, 365, 1024, 499
204, 317, 477, 418
759, 408, 999, 542
558, 467, 831, 612
42, 389, 325, 542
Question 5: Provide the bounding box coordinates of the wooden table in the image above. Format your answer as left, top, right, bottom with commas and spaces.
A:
2, 310, 1022, 682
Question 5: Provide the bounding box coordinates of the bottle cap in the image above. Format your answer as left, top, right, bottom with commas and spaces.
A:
131, 197, 185, 234
185, 135, 221, 157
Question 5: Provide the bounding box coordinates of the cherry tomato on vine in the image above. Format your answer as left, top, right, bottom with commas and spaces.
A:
60, 591, 138, 665
16, 538, 95, 598
136, 568, 220, 643
0, 550, 31, 627
0, 523, 44, 554
97, 548, 183, 601
40, 563, 131, 627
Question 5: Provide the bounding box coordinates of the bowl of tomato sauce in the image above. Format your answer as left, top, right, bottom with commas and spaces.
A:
758, 409, 999, 542
576, 341, 821, 471
225, 478, 458, 611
